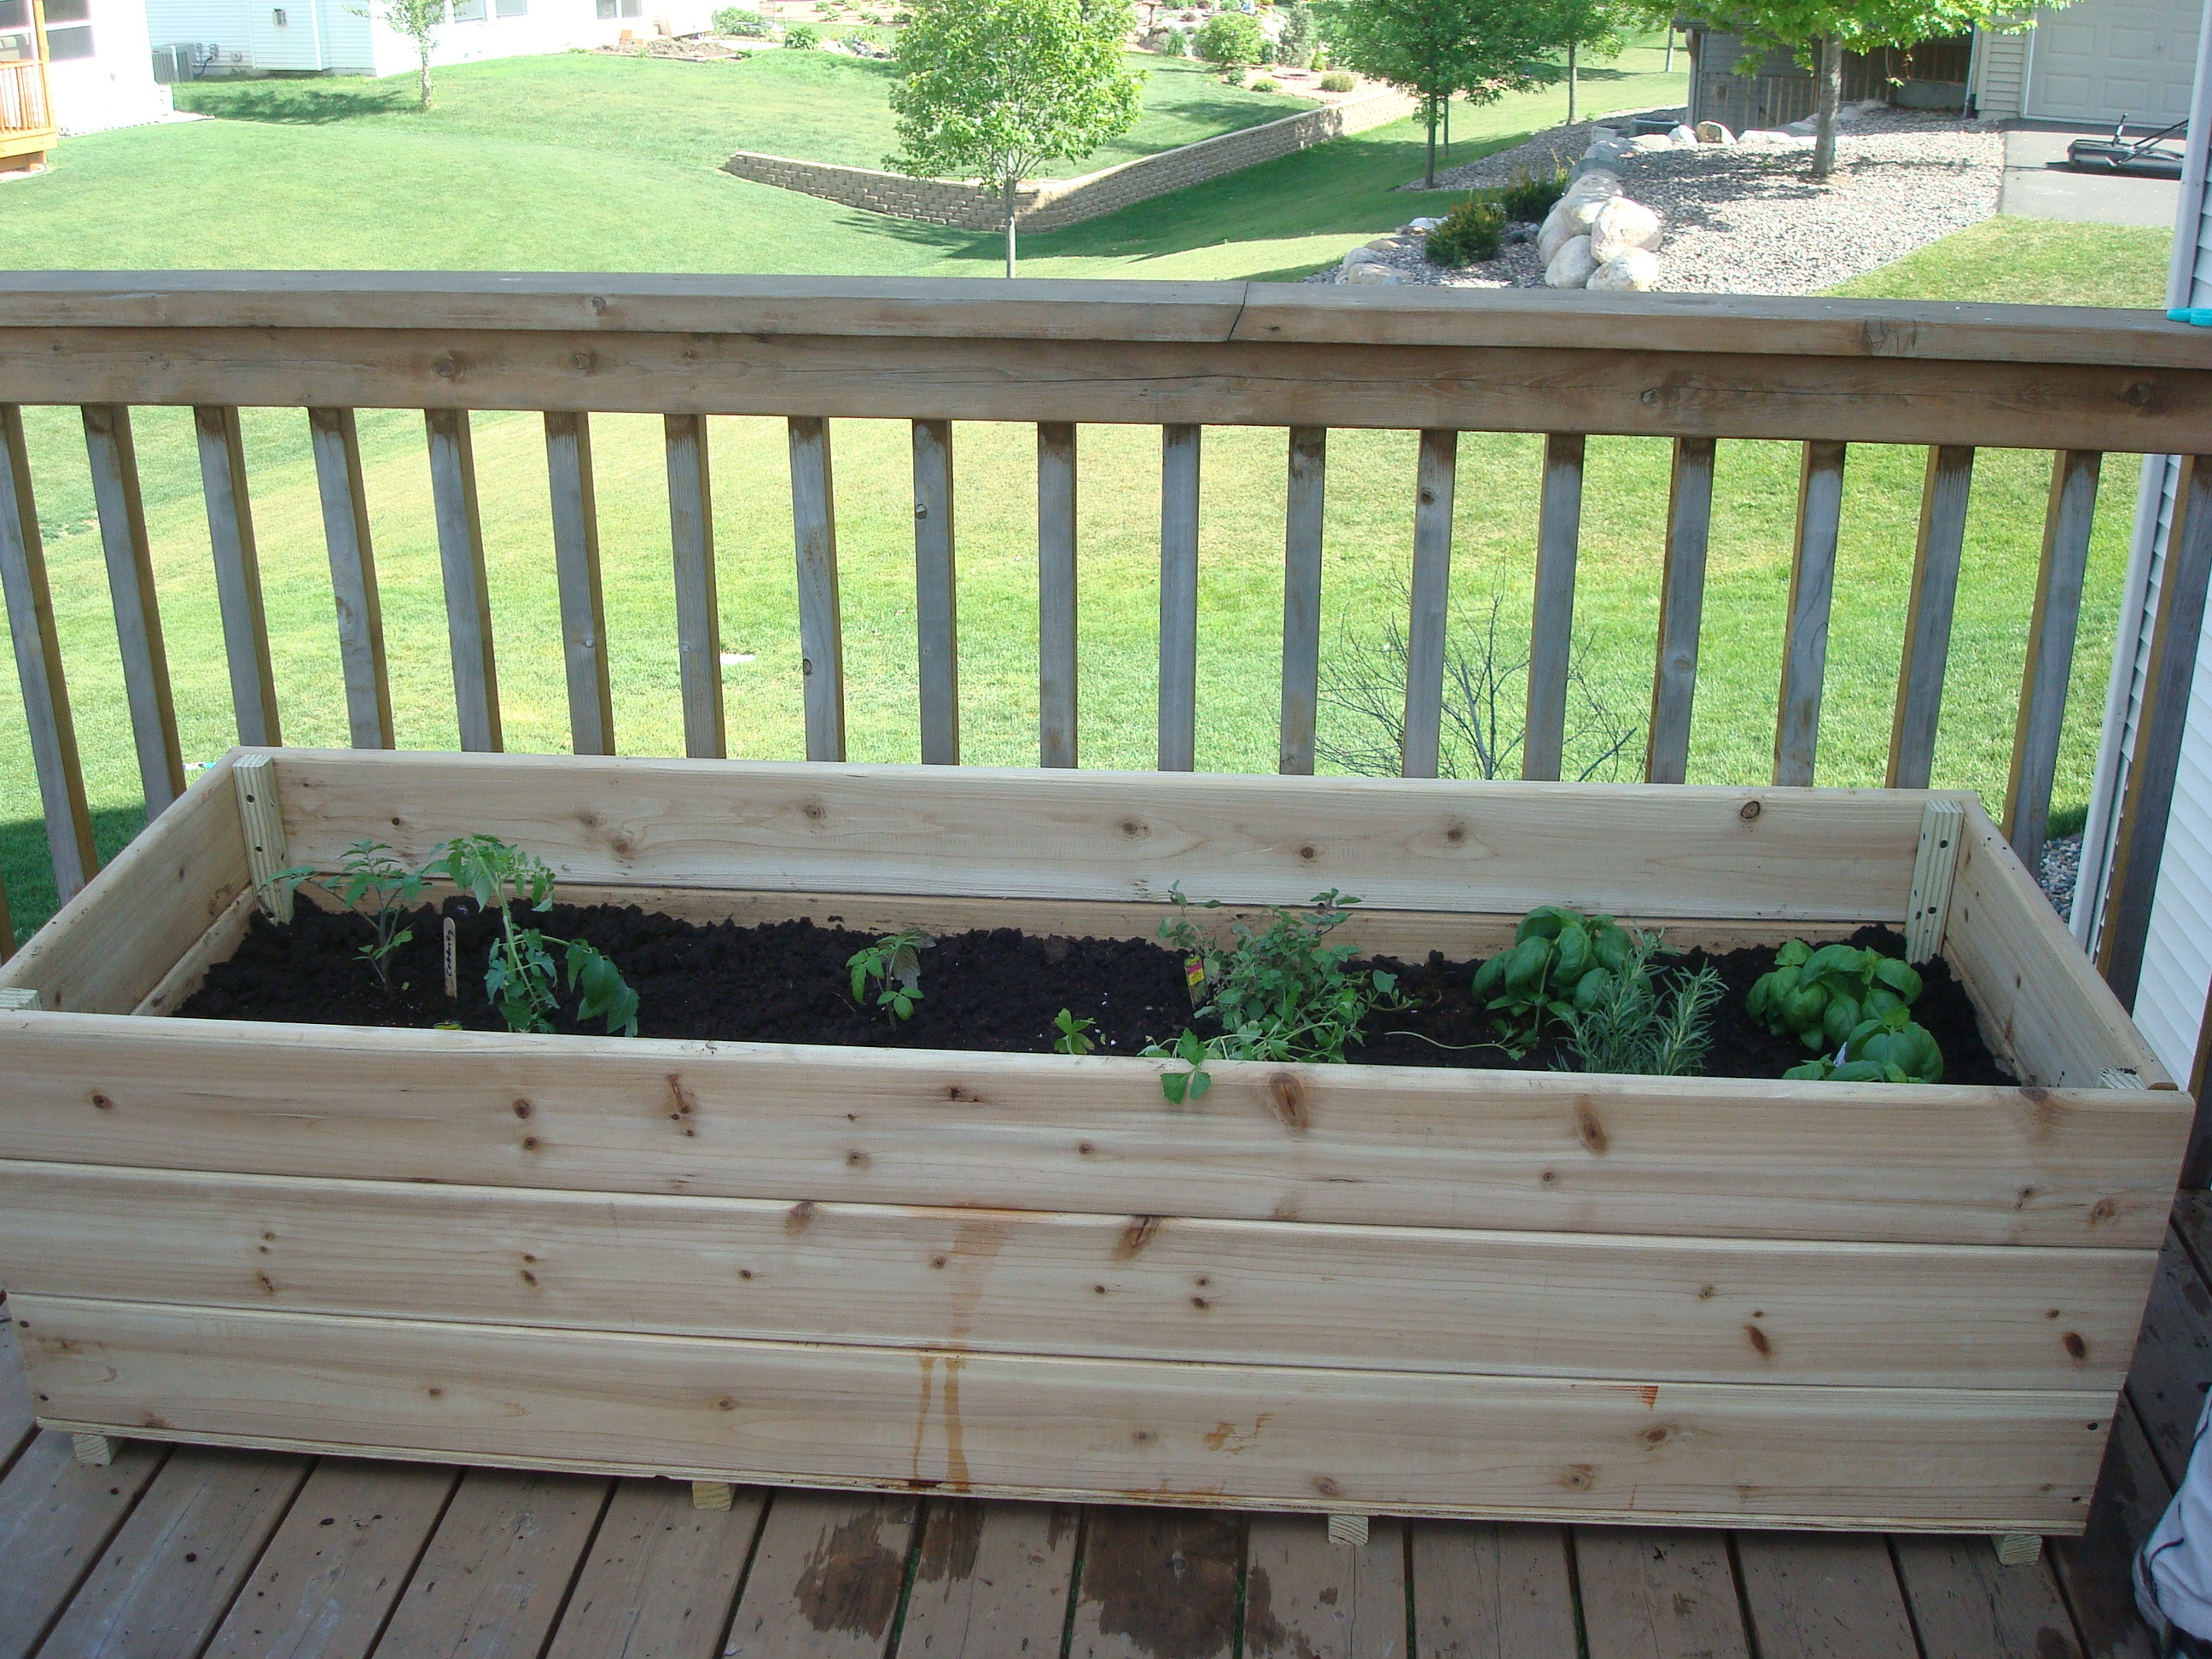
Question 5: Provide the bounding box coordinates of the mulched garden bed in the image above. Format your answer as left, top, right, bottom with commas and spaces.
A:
179, 905, 2012, 1085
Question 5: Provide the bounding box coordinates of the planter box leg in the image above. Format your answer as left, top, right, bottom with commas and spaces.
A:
72, 1433, 116, 1467
691, 1480, 734, 1512
1327, 1513, 1371, 1546
1994, 1532, 2042, 1568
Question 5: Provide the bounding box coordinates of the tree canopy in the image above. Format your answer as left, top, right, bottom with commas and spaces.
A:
1330, 0, 1556, 186
888, 0, 1144, 275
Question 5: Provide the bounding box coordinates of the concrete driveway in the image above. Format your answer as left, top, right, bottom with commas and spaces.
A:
2000, 122, 2181, 225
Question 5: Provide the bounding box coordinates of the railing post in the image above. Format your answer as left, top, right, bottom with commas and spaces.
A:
1773, 440, 1846, 788
1158, 423, 1201, 772
0, 405, 96, 900
1401, 428, 1457, 780
2098, 455, 2212, 1008
2003, 449, 2101, 870
789, 416, 846, 764
82, 404, 186, 817
1038, 422, 1079, 769
1278, 427, 1326, 777
306, 407, 394, 749
663, 413, 725, 760
1645, 437, 1714, 784
543, 411, 614, 758
911, 419, 958, 765
423, 409, 503, 754
1523, 434, 1586, 783
1886, 445, 1976, 791
194, 405, 282, 749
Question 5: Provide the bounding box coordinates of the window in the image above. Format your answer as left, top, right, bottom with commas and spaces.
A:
595, 0, 638, 17
451, 0, 485, 20
44, 24, 92, 57
0, 0, 27, 31
495, 0, 525, 15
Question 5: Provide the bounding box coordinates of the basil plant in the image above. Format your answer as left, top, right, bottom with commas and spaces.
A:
1746, 940, 1923, 1053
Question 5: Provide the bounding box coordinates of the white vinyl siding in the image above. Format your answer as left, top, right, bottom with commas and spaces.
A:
1973, 26, 2029, 117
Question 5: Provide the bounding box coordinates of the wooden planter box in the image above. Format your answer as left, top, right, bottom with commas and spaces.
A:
0, 748, 2188, 1536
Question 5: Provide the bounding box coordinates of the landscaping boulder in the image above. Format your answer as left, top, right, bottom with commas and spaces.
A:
1587, 248, 1660, 291
1695, 120, 1733, 144
1628, 133, 1673, 153
1406, 216, 1442, 232
1545, 235, 1598, 288
1341, 246, 1390, 270
1589, 197, 1662, 264
1346, 263, 1401, 285
1563, 169, 1621, 201
1668, 123, 1699, 147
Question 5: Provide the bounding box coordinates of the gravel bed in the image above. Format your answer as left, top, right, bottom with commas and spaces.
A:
1315, 108, 2003, 295
2040, 832, 2082, 923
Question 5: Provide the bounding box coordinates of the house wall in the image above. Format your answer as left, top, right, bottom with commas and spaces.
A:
1972, 24, 2030, 116
45, 0, 171, 131
144, 0, 687, 75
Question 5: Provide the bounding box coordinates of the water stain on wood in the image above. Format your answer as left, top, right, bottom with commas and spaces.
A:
1078, 1508, 1240, 1659
917, 1497, 986, 1584
791, 1499, 914, 1640
1243, 1563, 1319, 1659
1202, 1414, 1272, 1454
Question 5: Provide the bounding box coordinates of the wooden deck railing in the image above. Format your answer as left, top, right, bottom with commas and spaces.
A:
3, 272, 2209, 998
0, 59, 52, 139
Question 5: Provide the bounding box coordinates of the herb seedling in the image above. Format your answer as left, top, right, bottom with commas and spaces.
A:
434, 834, 639, 1036
847, 927, 934, 1022
1051, 1008, 1097, 1056
1557, 930, 1726, 1077
1784, 1005, 1945, 1085
264, 839, 433, 997
1747, 940, 1922, 1052
1143, 888, 1406, 1102
1470, 905, 1642, 1057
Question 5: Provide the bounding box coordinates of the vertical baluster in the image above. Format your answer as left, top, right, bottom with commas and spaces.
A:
1038, 422, 1079, 769
911, 419, 958, 765
0, 875, 15, 960
542, 412, 615, 757
307, 407, 394, 749
1523, 434, 1586, 782
1158, 423, 1202, 772
194, 406, 281, 748
1773, 440, 1847, 787
0, 405, 96, 900
789, 416, 846, 764
423, 410, 502, 753
1278, 427, 1326, 777
2004, 449, 2102, 869
1645, 436, 1715, 784
663, 414, 726, 760
81, 405, 185, 816
2098, 455, 2212, 1006
1886, 445, 1976, 789
1401, 428, 1458, 780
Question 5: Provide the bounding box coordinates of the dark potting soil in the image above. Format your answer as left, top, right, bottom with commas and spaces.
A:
180, 904, 2014, 1085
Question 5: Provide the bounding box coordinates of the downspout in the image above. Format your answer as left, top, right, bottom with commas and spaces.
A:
2073, 0, 2212, 951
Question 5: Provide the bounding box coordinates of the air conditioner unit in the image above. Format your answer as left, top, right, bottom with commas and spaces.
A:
150, 43, 203, 83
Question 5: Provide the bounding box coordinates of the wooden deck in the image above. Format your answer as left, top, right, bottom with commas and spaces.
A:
5, 1194, 2209, 1659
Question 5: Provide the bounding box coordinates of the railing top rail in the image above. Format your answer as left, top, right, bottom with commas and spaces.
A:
3, 272, 2207, 372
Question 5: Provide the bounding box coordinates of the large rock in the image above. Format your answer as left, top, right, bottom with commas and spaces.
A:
1628, 132, 1672, 153
1346, 262, 1401, 285
1695, 120, 1733, 144
1668, 123, 1699, 147
1342, 246, 1390, 269
1589, 197, 1662, 264
1545, 235, 1598, 288
1563, 170, 1621, 202
1587, 248, 1660, 291
1537, 212, 1575, 266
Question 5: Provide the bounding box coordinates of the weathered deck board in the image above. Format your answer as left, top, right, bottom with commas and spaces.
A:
2120, 1225, 2212, 1485
203, 1458, 459, 1659
1245, 1514, 1406, 1659
1068, 1509, 1241, 1659
373, 1468, 610, 1659
1891, 1533, 2082, 1658
38, 1446, 310, 1659
1574, 1528, 1749, 1659
722, 1490, 919, 1659
2054, 1400, 2169, 1659
1407, 1521, 1577, 1659
0, 1432, 168, 1659
1734, 1532, 1917, 1659
543, 1476, 765, 1659
899, 1499, 1080, 1658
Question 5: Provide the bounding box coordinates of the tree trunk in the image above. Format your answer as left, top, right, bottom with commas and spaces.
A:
1004, 176, 1017, 278
1811, 35, 1842, 178
1663, 28, 1674, 73
1567, 40, 1577, 125
417, 41, 432, 109
1423, 96, 1436, 188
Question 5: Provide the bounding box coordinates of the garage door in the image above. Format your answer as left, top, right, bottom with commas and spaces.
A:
2026, 0, 2201, 125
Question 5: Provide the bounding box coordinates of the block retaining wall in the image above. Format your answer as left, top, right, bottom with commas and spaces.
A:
721, 85, 1417, 232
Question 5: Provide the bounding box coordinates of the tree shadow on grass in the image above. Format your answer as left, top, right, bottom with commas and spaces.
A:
178, 81, 413, 125
2, 803, 149, 944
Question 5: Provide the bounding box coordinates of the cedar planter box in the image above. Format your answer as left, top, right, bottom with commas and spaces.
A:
0, 748, 2188, 1536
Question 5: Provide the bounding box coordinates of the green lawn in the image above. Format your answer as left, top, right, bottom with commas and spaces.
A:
173, 48, 1314, 179
0, 42, 2180, 936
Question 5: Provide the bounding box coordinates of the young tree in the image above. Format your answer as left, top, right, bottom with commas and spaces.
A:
358, 0, 448, 110
1330, 0, 1553, 188
888, 0, 1144, 276
1538, 0, 1656, 125
1714, 1, 2071, 177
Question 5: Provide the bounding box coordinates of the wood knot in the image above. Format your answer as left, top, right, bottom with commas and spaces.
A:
1267, 1073, 1309, 1132
1120, 819, 1149, 839
512, 1099, 533, 1120
88, 1092, 113, 1111
1313, 1476, 1342, 1497
846, 1149, 870, 1168
1444, 823, 1466, 844
2088, 1197, 2120, 1226
1114, 1216, 1161, 1260
521, 1137, 540, 1151
2063, 1331, 2088, 1360
1639, 1425, 1673, 1447
1575, 1103, 1610, 1154
1745, 1324, 1772, 1357
1298, 844, 1319, 861
718, 1396, 737, 1411
1738, 799, 1762, 821
785, 1200, 817, 1233
1561, 1464, 1596, 1491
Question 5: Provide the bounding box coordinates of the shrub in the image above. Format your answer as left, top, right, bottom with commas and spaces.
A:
1251, 75, 1278, 90
783, 22, 820, 46
1220, 63, 1245, 84
1159, 24, 1190, 54
1499, 162, 1569, 224
1193, 10, 1266, 68
1274, 0, 1314, 63
713, 5, 771, 32
1423, 196, 1505, 267
1318, 68, 1352, 90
